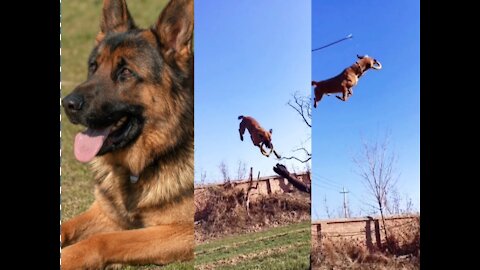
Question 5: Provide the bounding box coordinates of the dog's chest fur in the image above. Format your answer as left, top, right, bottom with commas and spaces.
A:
90, 150, 194, 229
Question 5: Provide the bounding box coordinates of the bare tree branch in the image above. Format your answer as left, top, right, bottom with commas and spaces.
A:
353, 132, 400, 240
323, 195, 332, 219
292, 147, 311, 156
236, 160, 247, 180
282, 91, 312, 164
280, 147, 312, 163
287, 92, 312, 128
201, 170, 207, 185
280, 155, 312, 163
218, 161, 230, 185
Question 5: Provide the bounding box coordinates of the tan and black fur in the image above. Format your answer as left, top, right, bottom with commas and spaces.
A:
61, 0, 194, 269
312, 54, 382, 107
238, 115, 280, 158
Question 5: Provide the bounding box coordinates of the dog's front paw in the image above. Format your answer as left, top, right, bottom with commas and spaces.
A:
61, 237, 105, 270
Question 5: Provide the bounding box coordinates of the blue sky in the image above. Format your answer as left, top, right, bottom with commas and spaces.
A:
195, 1, 311, 183
311, 0, 420, 219
194, 0, 419, 220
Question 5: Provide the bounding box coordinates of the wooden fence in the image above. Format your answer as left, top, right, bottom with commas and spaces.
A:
311, 215, 419, 250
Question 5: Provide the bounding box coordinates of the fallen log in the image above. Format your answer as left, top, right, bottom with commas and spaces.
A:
273, 163, 311, 193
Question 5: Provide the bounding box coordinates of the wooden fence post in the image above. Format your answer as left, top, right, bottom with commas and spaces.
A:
316, 223, 322, 246
266, 178, 272, 194
365, 217, 374, 251
374, 219, 382, 249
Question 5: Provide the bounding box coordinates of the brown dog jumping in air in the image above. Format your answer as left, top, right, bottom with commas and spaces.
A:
238, 115, 281, 158
312, 54, 382, 107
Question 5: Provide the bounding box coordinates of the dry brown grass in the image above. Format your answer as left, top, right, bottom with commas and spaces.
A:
384, 216, 420, 257
311, 217, 420, 269
195, 186, 310, 243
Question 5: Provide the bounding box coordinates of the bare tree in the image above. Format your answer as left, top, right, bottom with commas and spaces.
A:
280, 146, 311, 163
287, 91, 311, 128
236, 160, 247, 180
323, 195, 332, 219
404, 194, 414, 214
353, 132, 399, 238
387, 188, 402, 215
200, 170, 207, 185
218, 160, 230, 184
280, 91, 312, 163
313, 208, 321, 220
336, 205, 352, 219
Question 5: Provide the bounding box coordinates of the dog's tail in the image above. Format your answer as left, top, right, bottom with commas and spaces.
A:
238, 115, 244, 120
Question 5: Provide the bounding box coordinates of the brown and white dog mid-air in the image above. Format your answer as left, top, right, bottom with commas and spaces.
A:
238, 115, 281, 159
61, 0, 194, 269
312, 54, 382, 107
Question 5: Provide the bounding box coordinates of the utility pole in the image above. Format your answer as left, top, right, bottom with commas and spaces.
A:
340, 186, 349, 218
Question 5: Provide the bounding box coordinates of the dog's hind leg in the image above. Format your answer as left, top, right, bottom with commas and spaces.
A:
314, 93, 323, 108
239, 121, 246, 141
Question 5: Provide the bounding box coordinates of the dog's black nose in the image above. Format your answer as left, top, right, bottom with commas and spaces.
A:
62, 93, 84, 112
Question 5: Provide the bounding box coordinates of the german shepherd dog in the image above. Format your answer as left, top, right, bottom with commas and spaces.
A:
61, 0, 193, 268
312, 54, 382, 107
238, 115, 281, 159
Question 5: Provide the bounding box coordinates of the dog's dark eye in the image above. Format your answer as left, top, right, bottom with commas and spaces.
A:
118, 68, 134, 82
88, 62, 97, 74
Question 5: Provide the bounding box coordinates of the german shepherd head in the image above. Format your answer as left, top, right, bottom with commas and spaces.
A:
62, 0, 193, 177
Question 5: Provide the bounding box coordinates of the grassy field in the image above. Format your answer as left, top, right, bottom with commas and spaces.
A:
195, 221, 311, 270
61, 1, 192, 269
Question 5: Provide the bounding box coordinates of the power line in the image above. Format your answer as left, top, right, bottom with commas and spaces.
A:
311, 181, 339, 192
311, 172, 341, 183
311, 174, 343, 188
312, 34, 353, 52
311, 177, 341, 189
312, 180, 342, 191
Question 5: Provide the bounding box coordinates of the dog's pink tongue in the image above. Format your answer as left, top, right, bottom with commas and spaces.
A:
74, 127, 111, 163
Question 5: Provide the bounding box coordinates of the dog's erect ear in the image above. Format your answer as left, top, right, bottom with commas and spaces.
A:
97, 0, 136, 42
154, 0, 194, 64
269, 129, 273, 134
357, 54, 364, 59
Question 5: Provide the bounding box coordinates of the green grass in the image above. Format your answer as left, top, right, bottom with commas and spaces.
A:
61, 1, 188, 269
195, 221, 311, 270
121, 262, 193, 270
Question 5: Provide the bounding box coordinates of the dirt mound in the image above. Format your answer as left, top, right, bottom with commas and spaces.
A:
195, 186, 310, 243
